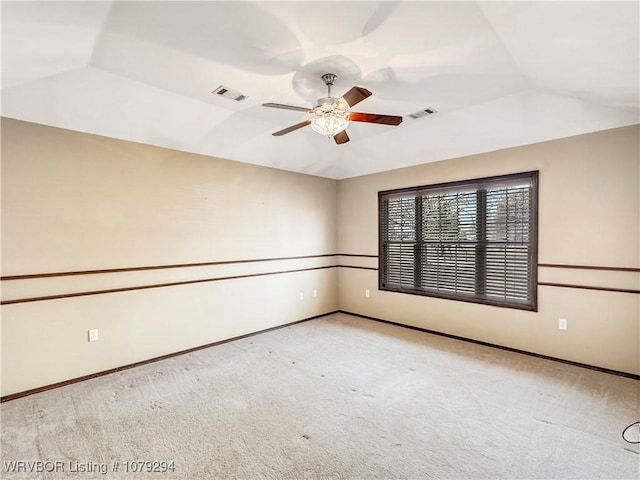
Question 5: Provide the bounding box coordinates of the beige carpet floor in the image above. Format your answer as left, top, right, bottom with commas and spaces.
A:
1, 313, 638, 479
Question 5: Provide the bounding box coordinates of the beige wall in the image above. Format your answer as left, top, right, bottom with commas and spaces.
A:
2, 119, 639, 397
338, 125, 640, 375
1, 118, 338, 396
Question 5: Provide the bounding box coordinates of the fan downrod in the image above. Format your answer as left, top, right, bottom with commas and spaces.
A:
320, 73, 337, 98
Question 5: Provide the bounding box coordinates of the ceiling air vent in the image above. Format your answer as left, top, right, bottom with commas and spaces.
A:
408, 107, 438, 119
212, 85, 247, 102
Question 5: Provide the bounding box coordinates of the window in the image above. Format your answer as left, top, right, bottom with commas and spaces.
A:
379, 171, 538, 310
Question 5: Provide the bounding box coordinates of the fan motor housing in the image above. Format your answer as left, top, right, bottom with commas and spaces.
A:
315, 97, 339, 108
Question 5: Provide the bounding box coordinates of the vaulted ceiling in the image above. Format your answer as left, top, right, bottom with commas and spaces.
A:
2, 1, 638, 179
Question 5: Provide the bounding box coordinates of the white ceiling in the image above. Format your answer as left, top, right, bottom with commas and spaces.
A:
2, 1, 638, 179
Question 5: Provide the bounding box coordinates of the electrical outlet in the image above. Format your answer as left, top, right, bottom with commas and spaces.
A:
88, 328, 99, 342
299, 292, 304, 300
558, 318, 567, 330
365, 289, 370, 297
313, 289, 317, 297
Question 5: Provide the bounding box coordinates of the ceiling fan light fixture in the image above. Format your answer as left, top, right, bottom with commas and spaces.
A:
264, 72, 402, 143
310, 97, 350, 137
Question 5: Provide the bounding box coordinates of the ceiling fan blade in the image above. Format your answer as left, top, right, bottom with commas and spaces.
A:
333, 130, 350, 145
272, 120, 311, 136
350, 112, 403, 126
263, 103, 313, 113
341, 86, 372, 107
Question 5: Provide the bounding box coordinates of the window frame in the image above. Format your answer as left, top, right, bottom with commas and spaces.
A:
378, 171, 539, 311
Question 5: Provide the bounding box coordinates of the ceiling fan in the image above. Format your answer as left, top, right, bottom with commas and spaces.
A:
262, 73, 403, 145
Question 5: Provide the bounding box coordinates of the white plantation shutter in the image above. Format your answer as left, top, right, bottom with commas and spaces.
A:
379, 172, 538, 310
